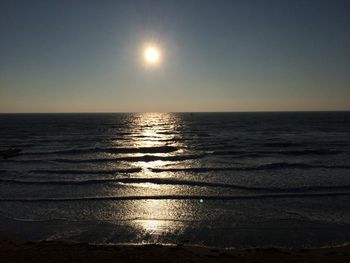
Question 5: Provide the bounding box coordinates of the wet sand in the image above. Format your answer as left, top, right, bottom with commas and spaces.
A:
1, 236, 350, 263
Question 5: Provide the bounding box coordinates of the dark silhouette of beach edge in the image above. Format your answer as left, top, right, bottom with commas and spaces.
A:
1, 234, 349, 263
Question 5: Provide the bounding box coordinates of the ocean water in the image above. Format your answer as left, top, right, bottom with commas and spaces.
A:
0, 112, 350, 248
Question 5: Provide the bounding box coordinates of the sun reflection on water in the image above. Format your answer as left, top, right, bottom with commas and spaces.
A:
133, 200, 171, 235
130, 113, 183, 147
126, 113, 186, 171
130, 200, 191, 241
119, 113, 190, 237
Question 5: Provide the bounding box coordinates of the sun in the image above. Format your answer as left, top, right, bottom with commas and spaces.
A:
143, 46, 161, 65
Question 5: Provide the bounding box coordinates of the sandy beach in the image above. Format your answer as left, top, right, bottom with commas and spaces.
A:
1, 235, 350, 263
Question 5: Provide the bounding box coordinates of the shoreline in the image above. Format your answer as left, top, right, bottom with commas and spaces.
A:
1, 237, 350, 263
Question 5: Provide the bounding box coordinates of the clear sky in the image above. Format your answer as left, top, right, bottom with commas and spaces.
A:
1, 0, 349, 112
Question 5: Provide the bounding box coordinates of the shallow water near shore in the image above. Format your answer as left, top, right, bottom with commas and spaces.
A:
1, 112, 350, 248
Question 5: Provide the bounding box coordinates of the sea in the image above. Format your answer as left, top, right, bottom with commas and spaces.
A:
0, 112, 350, 248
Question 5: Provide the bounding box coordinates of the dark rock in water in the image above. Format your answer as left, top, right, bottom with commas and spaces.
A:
0, 148, 22, 159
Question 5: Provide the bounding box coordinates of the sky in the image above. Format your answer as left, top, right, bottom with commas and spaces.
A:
0, 0, 349, 112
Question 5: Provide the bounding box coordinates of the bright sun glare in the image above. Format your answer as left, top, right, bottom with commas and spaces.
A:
143, 46, 161, 65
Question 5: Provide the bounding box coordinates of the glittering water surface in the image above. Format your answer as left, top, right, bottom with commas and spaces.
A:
1, 112, 350, 248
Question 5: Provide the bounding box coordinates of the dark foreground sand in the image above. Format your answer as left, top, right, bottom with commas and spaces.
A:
1, 237, 350, 263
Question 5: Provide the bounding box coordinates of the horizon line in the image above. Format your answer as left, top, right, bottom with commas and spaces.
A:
1, 110, 350, 114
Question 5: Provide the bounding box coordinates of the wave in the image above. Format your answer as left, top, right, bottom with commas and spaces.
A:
150, 163, 350, 172
1, 159, 47, 163
212, 149, 344, 157
2, 177, 350, 193
277, 149, 344, 156
29, 168, 142, 174
1, 154, 203, 164
210, 151, 262, 158
53, 154, 203, 163
0, 143, 33, 148
1, 192, 350, 202
260, 142, 304, 147
211, 150, 249, 155
156, 131, 181, 135
260, 141, 349, 148
25, 146, 178, 155
258, 162, 350, 169
20, 138, 102, 144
